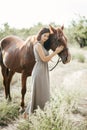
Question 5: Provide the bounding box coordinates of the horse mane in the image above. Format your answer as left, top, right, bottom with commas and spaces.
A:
24, 35, 51, 51
24, 35, 37, 46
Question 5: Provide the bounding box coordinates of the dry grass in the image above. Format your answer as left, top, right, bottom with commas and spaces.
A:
1, 45, 87, 130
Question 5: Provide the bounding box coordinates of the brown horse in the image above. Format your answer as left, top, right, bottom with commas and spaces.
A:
0, 25, 71, 110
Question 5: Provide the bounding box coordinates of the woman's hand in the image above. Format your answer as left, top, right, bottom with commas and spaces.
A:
55, 45, 64, 54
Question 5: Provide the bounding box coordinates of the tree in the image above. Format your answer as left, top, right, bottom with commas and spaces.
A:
71, 16, 87, 47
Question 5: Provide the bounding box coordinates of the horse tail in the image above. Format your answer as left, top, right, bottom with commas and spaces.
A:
0, 42, 3, 65
0, 41, 9, 76
6, 68, 9, 76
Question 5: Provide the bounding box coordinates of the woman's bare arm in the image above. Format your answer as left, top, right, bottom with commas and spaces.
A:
36, 43, 64, 62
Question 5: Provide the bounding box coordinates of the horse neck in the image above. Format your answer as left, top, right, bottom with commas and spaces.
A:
44, 35, 53, 51
48, 34, 55, 51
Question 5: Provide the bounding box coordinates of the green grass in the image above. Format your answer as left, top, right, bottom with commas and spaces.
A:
17, 87, 87, 130
0, 101, 19, 126
72, 53, 85, 63
1, 45, 87, 129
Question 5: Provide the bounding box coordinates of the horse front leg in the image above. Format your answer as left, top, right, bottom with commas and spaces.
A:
21, 72, 27, 111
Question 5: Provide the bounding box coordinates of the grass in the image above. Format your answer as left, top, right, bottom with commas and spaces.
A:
0, 46, 87, 129
0, 101, 19, 126
17, 87, 87, 130
0, 86, 87, 130
72, 53, 85, 63
0, 72, 31, 127
0, 73, 21, 127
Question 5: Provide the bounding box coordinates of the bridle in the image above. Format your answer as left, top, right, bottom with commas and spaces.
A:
49, 56, 61, 71
49, 47, 68, 71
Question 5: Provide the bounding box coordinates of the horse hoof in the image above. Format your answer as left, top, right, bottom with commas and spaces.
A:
6, 97, 12, 103
19, 107, 25, 114
8, 98, 12, 102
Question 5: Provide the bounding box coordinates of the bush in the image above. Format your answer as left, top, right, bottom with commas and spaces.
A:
72, 53, 85, 63
17, 88, 81, 130
0, 102, 19, 126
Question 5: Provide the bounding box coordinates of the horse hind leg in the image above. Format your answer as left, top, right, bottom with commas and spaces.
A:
1, 64, 14, 101
0, 50, 8, 99
0, 47, 14, 101
1, 64, 9, 99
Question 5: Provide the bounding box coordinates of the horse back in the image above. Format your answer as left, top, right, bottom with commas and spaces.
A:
1, 35, 35, 75
0, 36, 25, 71
1, 35, 24, 50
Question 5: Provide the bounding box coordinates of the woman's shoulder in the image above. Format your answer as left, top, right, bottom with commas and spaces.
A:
34, 42, 43, 52
34, 42, 41, 47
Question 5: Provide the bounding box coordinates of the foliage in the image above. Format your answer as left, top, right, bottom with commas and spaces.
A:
72, 53, 85, 63
0, 22, 67, 41
0, 22, 47, 40
67, 16, 87, 47
0, 17, 87, 48
17, 87, 87, 130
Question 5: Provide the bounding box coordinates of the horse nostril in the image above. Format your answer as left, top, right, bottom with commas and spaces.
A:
62, 56, 67, 64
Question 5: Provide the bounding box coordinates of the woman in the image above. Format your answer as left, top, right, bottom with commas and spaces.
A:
24, 27, 64, 118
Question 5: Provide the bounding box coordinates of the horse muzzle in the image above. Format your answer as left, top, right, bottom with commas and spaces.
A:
62, 53, 71, 64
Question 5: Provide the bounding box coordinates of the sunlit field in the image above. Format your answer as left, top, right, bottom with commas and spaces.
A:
1, 45, 87, 130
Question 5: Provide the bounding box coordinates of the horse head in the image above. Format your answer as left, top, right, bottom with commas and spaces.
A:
44, 25, 71, 64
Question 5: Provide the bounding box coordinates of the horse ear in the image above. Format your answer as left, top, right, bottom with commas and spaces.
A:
61, 25, 64, 30
49, 25, 56, 33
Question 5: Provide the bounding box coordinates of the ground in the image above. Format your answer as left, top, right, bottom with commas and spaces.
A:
0, 46, 87, 130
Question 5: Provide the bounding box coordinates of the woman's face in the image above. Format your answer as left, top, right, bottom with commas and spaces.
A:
41, 32, 50, 43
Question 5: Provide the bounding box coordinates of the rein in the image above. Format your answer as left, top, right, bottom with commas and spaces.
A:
49, 56, 61, 71
49, 47, 68, 71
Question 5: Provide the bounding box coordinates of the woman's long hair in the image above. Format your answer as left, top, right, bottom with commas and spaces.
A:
37, 27, 51, 50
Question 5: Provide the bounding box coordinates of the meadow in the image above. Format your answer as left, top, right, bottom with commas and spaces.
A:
0, 45, 87, 130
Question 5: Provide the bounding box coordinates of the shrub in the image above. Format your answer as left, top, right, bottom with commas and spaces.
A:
17, 88, 80, 130
0, 102, 19, 126
72, 53, 85, 63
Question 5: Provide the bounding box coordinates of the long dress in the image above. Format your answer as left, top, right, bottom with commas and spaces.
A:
25, 42, 50, 114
